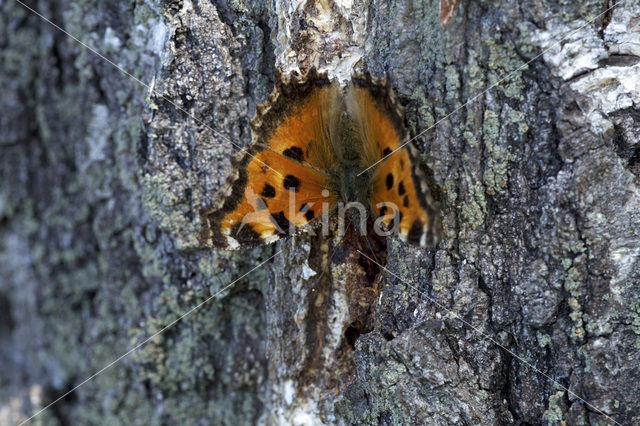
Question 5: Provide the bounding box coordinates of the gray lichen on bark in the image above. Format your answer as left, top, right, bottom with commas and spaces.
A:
1, 0, 639, 425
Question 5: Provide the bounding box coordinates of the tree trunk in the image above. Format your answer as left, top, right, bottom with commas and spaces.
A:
1, 0, 639, 424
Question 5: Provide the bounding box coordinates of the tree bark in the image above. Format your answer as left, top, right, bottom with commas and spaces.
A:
1, 0, 639, 425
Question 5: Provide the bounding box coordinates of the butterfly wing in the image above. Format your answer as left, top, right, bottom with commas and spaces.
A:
371, 145, 441, 247
349, 74, 442, 247
200, 70, 338, 248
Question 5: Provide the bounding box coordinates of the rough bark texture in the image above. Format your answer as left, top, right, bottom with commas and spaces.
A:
1, 0, 639, 425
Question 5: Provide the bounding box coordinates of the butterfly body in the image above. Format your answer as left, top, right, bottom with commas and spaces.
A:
199, 69, 441, 249
337, 168, 371, 205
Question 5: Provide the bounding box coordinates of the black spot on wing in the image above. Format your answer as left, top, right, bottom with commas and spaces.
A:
398, 180, 406, 196
386, 173, 394, 190
271, 211, 294, 235
408, 219, 423, 244
379, 203, 387, 217
283, 146, 304, 162
304, 209, 314, 221
300, 203, 315, 221
261, 183, 276, 198
283, 175, 300, 192
406, 144, 443, 248
383, 147, 392, 157
403, 196, 409, 207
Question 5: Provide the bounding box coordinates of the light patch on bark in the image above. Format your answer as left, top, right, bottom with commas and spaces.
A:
604, 3, 640, 56
322, 281, 349, 364
534, 3, 640, 138
274, 0, 369, 82
569, 63, 640, 137
532, 20, 607, 80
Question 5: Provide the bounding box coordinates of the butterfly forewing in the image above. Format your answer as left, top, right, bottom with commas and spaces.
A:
199, 71, 338, 248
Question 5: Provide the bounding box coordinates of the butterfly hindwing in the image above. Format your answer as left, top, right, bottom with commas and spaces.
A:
199, 70, 337, 248
371, 145, 441, 247
348, 74, 406, 168
351, 72, 442, 247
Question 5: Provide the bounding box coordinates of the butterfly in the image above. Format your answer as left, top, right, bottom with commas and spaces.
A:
199, 68, 441, 249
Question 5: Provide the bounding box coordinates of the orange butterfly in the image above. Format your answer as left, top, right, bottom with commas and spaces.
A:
199, 69, 441, 249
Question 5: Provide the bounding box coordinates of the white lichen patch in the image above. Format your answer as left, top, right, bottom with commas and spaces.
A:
301, 261, 317, 279
146, 20, 171, 64
568, 62, 640, 137
532, 20, 607, 81
85, 104, 110, 168
274, 0, 368, 83
610, 244, 640, 289
534, 6, 640, 138
103, 27, 122, 50
322, 284, 349, 364
268, 381, 325, 425
283, 379, 295, 405
570, 64, 640, 115
604, 3, 640, 56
